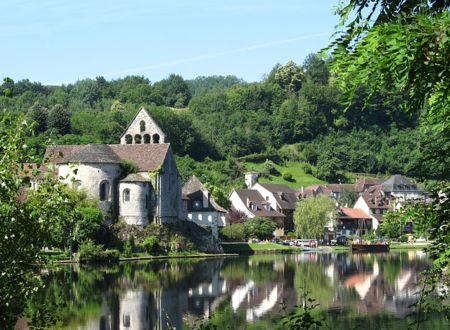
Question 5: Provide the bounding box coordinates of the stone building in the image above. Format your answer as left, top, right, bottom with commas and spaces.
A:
44, 108, 183, 225
182, 175, 227, 238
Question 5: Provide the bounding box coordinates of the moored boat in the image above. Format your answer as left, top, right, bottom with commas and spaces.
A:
351, 243, 390, 253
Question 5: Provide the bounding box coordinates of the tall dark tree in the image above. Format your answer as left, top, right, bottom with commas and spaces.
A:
303, 53, 330, 85
153, 74, 191, 108
48, 104, 71, 134
27, 102, 48, 133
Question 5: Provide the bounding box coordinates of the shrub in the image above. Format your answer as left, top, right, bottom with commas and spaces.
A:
77, 240, 119, 263
123, 236, 135, 257
400, 234, 408, 243
75, 207, 103, 246
300, 162, 313, 175
244, 217, 277, 240
263, 159, 280, 176
142, 235, 159, 255
282, 172, 293, 181
168, 234, 194, 253
220, 223, 246, 241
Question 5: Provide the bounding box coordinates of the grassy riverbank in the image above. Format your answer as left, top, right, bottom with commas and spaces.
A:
221, 242, 301, 254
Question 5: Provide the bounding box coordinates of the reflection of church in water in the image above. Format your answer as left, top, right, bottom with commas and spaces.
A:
79, 258, 297, 330
76, 251, 427, 329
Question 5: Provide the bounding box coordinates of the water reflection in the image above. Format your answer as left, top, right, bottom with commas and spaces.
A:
28, 251, 447, 329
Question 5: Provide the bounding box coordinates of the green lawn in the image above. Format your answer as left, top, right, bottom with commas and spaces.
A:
222, 242, 299, 253
244, 161, 325, 188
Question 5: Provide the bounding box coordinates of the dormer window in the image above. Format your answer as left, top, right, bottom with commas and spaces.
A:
193, 200, 202, 210
251, 202, 258, 211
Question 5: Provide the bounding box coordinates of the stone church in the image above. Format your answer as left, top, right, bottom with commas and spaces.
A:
44, 108, 184, 225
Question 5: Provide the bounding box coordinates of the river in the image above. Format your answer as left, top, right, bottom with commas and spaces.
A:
25, 251, 449, 329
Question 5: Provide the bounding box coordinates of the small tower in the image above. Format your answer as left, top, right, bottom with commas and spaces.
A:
245, 172, 259, 188
120, 108, 166, 145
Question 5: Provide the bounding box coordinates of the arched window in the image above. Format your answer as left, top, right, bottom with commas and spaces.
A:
143, 134, 151, 144
123, 189, 130, 202
140, 120, 146, 132
152, 133, 160, 144
125, 134, 132, 144
99, 180, 109, 201
134, 134, 142, 144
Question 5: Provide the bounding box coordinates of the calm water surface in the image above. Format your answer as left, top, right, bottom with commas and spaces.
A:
29, 251, 449, 329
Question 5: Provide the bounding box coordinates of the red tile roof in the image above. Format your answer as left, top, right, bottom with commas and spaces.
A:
340, 208, 371, 220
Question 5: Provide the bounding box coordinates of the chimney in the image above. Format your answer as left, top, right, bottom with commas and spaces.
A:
245, 172, 259, 188
202, 190, 209, 208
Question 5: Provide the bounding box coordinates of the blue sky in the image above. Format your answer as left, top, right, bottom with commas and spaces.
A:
1, 0, 339, 84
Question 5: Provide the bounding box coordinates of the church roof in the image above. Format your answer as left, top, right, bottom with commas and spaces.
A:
70, 145, 122, 163
120, 173, 152, 182
45, 143, 170, 172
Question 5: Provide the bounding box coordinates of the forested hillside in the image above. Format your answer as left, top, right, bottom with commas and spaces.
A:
0, 54, 439, 191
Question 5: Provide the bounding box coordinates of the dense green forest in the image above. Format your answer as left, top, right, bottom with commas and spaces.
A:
0, 54, 438, 190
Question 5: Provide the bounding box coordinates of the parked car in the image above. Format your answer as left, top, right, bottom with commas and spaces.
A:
296, 239, 318, 248
415, 237, 427, 243
331, 236, 348, 246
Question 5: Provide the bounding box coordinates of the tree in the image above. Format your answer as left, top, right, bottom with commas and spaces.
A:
326, 0, 450, 178
27, 102, 48, 133
378, 210, 408, 239
294, 195, 336, 239
47, 104, 71, 134
303, 53, 330, 84
326, 0, 449, 317
244, 217, 277, 240
274, 61, 305, 93
153, 74, 191, 107
0, 114, 79, 328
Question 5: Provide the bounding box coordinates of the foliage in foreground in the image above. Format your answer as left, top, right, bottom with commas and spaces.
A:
0, 115, 80, 328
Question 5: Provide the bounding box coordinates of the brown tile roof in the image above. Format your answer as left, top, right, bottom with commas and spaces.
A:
233, 189, 285, 218
362, 185, 390, 209
340, 208, 371, 220
45, 143, 170, 172
325, 184, 357, 193
109, 144, 169, 172
355, 178, 382, 192
257, 183, 298, 210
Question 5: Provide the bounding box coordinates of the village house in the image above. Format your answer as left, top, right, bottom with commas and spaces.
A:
182, 175, 227, 238
251, 182, 298, 232
353, 174, 425, 229
44, 108, 184, 225
229, 173, 298, 236
337, 208, 373, 237
228, 188, 285, 236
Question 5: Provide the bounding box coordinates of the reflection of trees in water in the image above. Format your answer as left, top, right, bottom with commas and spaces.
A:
24, 252, 439, 329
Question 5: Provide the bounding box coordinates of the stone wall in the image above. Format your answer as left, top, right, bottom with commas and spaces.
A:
118, 182, 152, 225
58, 163, 121, 218
120, 109, 166, 145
